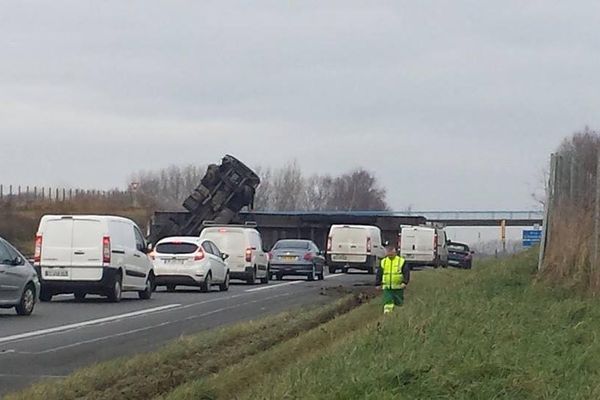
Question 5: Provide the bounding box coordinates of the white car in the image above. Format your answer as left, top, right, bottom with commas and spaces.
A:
35, 215, 155, 302
152, 237, 230, 292
199, 224, 269, 284
327, 225, 385, 274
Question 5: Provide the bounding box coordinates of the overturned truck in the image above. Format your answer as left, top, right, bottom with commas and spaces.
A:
149, 155, 260, 244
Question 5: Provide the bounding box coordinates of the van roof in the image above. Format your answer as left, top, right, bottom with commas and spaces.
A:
330, 224, 380, 230
202, 226, 257, 233
40, 215, 134, 223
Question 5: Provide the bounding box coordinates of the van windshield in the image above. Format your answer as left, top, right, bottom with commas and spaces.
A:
202, 231, 244, 254
156, 242, 198, 254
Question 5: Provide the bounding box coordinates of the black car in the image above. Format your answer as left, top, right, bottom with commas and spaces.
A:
447, 242, 474, 269
269, 240, 326, 281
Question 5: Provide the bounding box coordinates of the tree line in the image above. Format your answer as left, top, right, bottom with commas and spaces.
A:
130, 161, 389, 211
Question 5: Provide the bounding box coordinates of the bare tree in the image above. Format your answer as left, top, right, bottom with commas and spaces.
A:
328, 169, 388, 211
303, 174, 334, 211
253, 166, 273, 211
270, 160, 306, 211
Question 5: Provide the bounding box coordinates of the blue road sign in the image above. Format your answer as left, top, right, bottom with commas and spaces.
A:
523, 229, 543, 247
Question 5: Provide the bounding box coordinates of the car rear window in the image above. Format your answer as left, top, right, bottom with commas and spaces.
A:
156, 242, 199, 254
273, 241, 310, 250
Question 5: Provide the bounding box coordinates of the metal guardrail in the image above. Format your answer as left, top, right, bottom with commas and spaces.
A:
245, 210, 544, 221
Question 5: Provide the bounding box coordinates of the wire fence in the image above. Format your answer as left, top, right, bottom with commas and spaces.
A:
539, 132, 600, 291
0, 184, 131, 204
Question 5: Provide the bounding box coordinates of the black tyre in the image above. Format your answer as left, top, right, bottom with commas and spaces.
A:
219, 273, 230, 292
307, 265, 316, 281
260, 268, 270, 284
246, 268, 257, 285
166, 284, 177, 292
15, 284, 36, 316
367, 267, 374, 275
106, 273, 123, 303
138, 274, 154, 300
39, 290, 52, 302
74, 291, 87, 301
318, 271, 325, 280
200, 272, 212, 293
328, 266, 337, 274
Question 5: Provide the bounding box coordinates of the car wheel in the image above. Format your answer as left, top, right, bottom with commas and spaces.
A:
328, 266, 337, 274
219, 272, 230, 292
166, 284, 177, 292
341, 267, 348, 274
246, 268, 257, 285
74, 291, 86, 302
367, 267, 374, 275
106, 273, 123, 303
307, 266, 316, 281
318, 268, 325, 281
39, 290, 52, 302
260, 268, 270, 284
15, 284, 36, 316
200, 272, 212, 293
138, 274, 154, 300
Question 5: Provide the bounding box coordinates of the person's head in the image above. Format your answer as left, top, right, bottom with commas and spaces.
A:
385, 244, 397, 258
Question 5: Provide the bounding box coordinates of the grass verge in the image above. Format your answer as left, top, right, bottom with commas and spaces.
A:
12, 250, 600, 399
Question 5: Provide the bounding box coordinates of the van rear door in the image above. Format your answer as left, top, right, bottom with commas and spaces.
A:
71, 218, 103, 268
41, 217, 74, 268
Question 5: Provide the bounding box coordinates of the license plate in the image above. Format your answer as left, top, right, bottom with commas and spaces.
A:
45, 269, 69, 277
333, 255, 347, 261
164, 259, 185, 265
281, 256, 297, 261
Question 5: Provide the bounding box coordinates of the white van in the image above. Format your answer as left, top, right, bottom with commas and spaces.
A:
199, 224, 269, 284
34, 215, 155, 302
326, 225, 384, 274
399, 225, 449, 269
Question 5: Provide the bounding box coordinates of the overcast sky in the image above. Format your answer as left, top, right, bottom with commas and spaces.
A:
2, 1, 599, 211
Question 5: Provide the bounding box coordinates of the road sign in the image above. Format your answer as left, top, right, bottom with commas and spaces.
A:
523, 229, 543, 247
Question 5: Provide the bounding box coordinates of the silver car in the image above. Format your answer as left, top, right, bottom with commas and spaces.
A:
0, 237, 40, 316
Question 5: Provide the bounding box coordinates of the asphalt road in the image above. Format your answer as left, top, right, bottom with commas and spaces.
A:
0, 271, 373, 396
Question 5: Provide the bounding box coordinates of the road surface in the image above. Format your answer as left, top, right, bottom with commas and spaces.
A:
0, 272, 372, 396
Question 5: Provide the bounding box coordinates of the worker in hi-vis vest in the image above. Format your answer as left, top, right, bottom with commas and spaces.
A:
375, 243, 410, 314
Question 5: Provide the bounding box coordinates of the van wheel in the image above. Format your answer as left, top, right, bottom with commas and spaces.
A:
15, 284, 36, 316
200, 272, 212, 293
39, 290, 53, 302
166, 284, 176, 292
328, 266, 337, 274
107, 273, 122, 303
74, 291, 86, 301
260, 268, 270, 284
307, 266, 316, 281
219, 273, 230, 292
138, 274, 154, 300
367, 267, 374, 275
246, 268, 257, 285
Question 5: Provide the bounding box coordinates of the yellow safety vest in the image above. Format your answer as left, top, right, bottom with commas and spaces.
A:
381, 256, 405, 290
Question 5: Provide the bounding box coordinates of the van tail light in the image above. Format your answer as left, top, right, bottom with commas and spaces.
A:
304, 252, 314, 261
102, 236, 111, 265
194, 248, 205, 261
34, 235, 43, 264
245, 247, 253, 263
366, 237, 372, 253
327, 237, 332, 252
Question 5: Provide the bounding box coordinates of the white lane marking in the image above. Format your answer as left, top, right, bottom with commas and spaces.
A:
0, 304, 181, 345
245, 273, 346, 292
245, 281, 303, 293
15, 292, 291, 355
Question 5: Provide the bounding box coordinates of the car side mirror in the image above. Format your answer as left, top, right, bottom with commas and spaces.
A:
146, 243, 154, 253
319, 250, 325, 256
222, 253, 229, 261
12, 256, 24, 266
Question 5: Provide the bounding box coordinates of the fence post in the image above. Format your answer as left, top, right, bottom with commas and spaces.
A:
0, 184, 3, 199
539, 153, 558, 271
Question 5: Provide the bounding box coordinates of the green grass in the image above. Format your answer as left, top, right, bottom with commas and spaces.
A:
11, 250, 600, 399
163, 251, 600, 400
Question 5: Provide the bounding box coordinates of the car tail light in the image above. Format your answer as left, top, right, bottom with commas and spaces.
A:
102, 236, 111, 265
327, 237, 332, 252
366, 237, 372, 253
304, 252, 314, 261
268, 252, 273, 261
194, 248, 205, 261
34, 235, 43, 264
149, 251, 156, 261
245, 247, 253, 263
